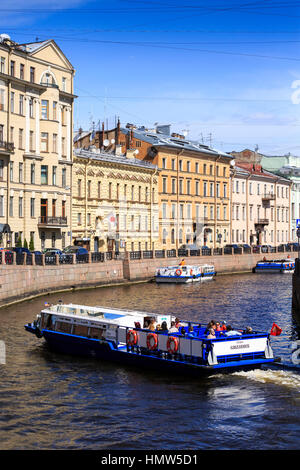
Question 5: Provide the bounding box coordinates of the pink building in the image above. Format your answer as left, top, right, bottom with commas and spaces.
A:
230, 150, 292, 246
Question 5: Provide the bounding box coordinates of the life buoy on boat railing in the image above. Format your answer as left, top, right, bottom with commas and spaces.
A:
190, 269, 193, 275
127, 329, 138, 346
175, 269, 182, 276
167, 336, 179, 354
146, 332, 158, 350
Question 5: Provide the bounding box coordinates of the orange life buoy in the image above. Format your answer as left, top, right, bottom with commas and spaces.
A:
167, 336, 179, 354
175, 269, 182, 276
127, 329, 138, 346
190, 269, 193, 275
146, 332, 158, 350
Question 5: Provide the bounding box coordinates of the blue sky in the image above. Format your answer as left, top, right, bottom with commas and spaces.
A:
2, 0, 300, 155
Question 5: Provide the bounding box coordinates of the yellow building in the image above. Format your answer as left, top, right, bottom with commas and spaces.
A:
72, 148, 159, 252
0, 35, 75, 250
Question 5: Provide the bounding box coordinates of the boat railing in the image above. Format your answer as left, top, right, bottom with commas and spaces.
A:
115, 325, 269, 364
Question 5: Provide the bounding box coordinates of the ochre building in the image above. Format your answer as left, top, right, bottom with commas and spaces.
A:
0, 35, 75, 250
72, 148, 159, 253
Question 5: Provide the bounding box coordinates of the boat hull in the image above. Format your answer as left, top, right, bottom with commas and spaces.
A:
155, 274, 215, 283
25, 325, 274, 376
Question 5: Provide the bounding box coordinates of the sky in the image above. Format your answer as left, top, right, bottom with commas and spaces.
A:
1, 0, 300, 155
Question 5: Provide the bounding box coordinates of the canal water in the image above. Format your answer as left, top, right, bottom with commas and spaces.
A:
0, 273, 299, 450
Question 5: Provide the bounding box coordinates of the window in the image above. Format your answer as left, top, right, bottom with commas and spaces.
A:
195, 180, 199, 195
0, 126, 3, 143
20, 64, 24, 80
18, 197, 23, 217
171, 159, 176, 170
179, 179, 183, 194
0, 195, 4, 217
52, 199, 56, 217
98, 181, 101, 198
19, 163, 23, 183
203, 164, 207, 174
203, 181, 207, 197
62, 168, 66, 188
162, 177, 167, 193
172, 178, 176, 194
41, 100, 48, 119
29, 131, 34, 151
41, 132, 48, 152
29, 98, 34, 118
41, 165, 48, 185
10, 61, 15, 76
0, 57, 5, 73
30, 67, 35, 83
187, 180, 191, 195
9, 196, 13, 217
195, 162, 199, 173
0, 88, 4, 111
52, 166, 57, 186
62, 201, 66, 218
87, 180, 91, 198
19, 94, 24, 115
62, 137, 65, 156
0, 159, 3, 180
30, 163, 35, 184
53, 101, 57, 120
10, 92, 14, 113
62, 77, 67, 91
77, 179, 81, 197
162, 158, 166, 169
9, 162, 13, 182
19, 129, 23, 149
209, 182, 214, 197
53, 134, 57, 153
223, 183, 227, 198
77, 213, 82, 225
30, 198, 35, 217
187, 161, 190, 172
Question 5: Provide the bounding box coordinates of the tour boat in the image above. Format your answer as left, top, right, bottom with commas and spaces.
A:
155, 264, 216, 283
24, 302, 277, 375
253, 258, 295, 274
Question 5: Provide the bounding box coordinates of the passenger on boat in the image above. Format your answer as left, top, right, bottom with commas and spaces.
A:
175, 317, 183, 328
221, 321, 227, 330
207, 328, 216, 339
134, 322, 141, 329
204, 320, 216, 334
161, 321, 168, 331
215, 322, 222, 331
224, 325, 242, 336
168, 321, 179, 333
243, 326, 253, 334
156, 324, 161, 331
179, 259, 186, 266
149, 318, 157, 331
180, 327, 186, 336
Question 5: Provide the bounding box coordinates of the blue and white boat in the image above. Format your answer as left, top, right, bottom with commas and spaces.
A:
253, 258, 295, 274
155, 264, 216, 283
25, 303, 277, 375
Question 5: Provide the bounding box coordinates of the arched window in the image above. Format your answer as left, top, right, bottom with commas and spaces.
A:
40, 70, 57, 88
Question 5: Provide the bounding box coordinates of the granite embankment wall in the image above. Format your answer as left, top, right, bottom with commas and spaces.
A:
0, 251, 291, 307
292, 258, 300, 315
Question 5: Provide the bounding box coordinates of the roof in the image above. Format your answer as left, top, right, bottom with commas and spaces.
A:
74, 148, 158, 171
121, 127, 231, 158
234, 163, 291, 183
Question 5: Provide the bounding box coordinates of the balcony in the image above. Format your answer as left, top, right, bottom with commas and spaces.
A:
0, 140, 14, 153
38, 216, 68, 228
254, 218, 269, 226
262, 193, 276, 204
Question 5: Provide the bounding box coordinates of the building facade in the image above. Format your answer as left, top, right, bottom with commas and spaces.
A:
231, 150, 292, 246
72, 148, 159, 252
0, 35, 75, 250
74, 123, 233, 249
261, 153, 300, 241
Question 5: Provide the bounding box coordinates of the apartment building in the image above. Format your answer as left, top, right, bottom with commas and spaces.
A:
0, 34, 75, 250
74, 123, 233, 249
231, 150, 291, 246
72, 148, 159, 252
261, 153, 300, 241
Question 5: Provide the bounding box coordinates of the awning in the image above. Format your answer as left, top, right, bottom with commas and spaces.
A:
0, 224, 11, 234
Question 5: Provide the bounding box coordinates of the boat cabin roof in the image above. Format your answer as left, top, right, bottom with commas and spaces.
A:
41, 303, 173, 327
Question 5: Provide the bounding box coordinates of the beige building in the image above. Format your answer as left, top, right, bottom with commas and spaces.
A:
72, 148, 159, 252
0, 35, 75, 250
230, 150, 292, 246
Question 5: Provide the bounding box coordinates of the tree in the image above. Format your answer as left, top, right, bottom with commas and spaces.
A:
29, 236, 34, 251
23, 239, 28, 249
16, 236, 22, 247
